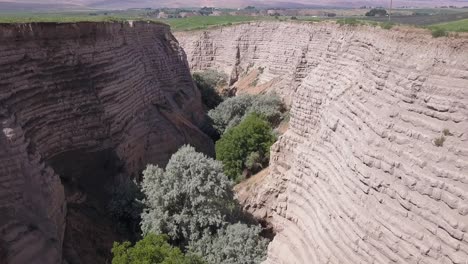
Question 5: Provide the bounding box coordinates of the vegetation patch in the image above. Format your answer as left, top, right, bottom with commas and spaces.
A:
113, 146, 270, 264
215, 114, 276, 182
337, 18, 363, 26
0, 12, 164, 24
428, 19, 468, 33
431, 27, 449, 38
380, 22, 395, 29
108, 177, 143, 234
193, 70, 227, 110
162, 16, 269, 31
434, 135, 446, 147
208, 93, 285, 135
442, 128, 453, 136
112, 234, 204, 264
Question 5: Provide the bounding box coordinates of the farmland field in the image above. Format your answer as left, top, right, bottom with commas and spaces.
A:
429, 19, 468, 32
363, 11, 468, 25
0, 11, 153, 23
161, 15, 271, 31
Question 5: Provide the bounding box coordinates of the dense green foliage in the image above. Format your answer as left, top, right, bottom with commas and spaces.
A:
133, 146, 269, 264
208, 93, 284, 135
216, 114, 275, 181
193, 70, 227, 109
365, 8, 388, 17
162, 16, 267, 31
431, 27, 449, 37
140, 146, 235, 243
112, 234, 205, 264
189, 223, 268, 264
0, 12, 163, 23
429, 19, 468, 33
108, 177, 143, 232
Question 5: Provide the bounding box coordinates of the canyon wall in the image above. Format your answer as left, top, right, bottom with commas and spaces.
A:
177, 22, 468, 263
0, 21, 213, 264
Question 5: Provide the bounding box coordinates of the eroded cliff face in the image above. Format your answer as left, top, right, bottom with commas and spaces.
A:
177, 22, 468, 263
0, 21, 213, 264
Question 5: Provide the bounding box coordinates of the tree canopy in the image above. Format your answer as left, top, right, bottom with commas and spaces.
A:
140, 146, 235, 243
208, 93, 283, 135
189, 223, 268, 264
215, 113, 275, 181
111, 234, 205, 264
365, 8, 388, 17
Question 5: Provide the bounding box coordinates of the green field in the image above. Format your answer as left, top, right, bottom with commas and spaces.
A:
0, 12, 158, 23
429, 19, 468, 32
161, 16, 269, 31
1, 11, 467, 34
0, 13, 267, 30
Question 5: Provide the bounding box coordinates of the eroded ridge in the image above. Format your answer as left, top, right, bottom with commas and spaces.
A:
0, 22, 212, 263
178, 22, 468, 264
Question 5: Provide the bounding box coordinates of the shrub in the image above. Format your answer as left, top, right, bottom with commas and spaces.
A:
434, 135, 446, 147
193, 70, 227, 109
337, 18, 360, 26
208, 94, 255, 134
189, 223, 268, 264
108, 177, 143, 232
245, 151, 263, 174
111, 234, 205, 264
250, 78, 259, 87
431, 28, 448, 38
249, 93, 284, 126
140, 146, 235, 243
216, 114, 276, 181
381, 22, 394, 30
365, 8, 388, 17
442, 128, 453, 136
208, 93, 284, 135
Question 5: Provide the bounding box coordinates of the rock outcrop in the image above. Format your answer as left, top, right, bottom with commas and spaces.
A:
0, 21, 213, 264
177, 22, 468, 263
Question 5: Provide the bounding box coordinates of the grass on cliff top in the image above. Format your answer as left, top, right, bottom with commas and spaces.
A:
161, 15, 270, 31
0, 12, 162, 24
428, 19, 468, 32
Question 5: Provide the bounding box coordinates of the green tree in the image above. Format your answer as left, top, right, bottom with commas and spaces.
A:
140, 146, 235, 243
365, 8, 388, 17
111, 234, 205, 264
189, 223, 269, 264
215, 113, 275, 181
208, 93, 283, 135
108, 176, 143, 233
193, 70, 226, 109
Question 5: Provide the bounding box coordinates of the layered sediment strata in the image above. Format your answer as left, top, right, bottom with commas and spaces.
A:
177, 22, 468, 263
0, 21, 212, 263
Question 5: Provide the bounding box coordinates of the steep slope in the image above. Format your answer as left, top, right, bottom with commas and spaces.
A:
177, 22, 468, 263
0, 21, 213, 264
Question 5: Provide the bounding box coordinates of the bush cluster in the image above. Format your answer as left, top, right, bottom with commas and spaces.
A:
431, 28, 448, 38
365, 8, 388, 17
189, 223, 269, 264
122, 146, 270, 264
193, 70, 227, 109
112, 234, 205, 264
208, 93, 284, 135
108, 177, 144, 233
216, 114, 276, 181
140, 146, 235, 243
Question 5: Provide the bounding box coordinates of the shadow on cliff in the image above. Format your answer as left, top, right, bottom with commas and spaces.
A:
48, 149, 129, 264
